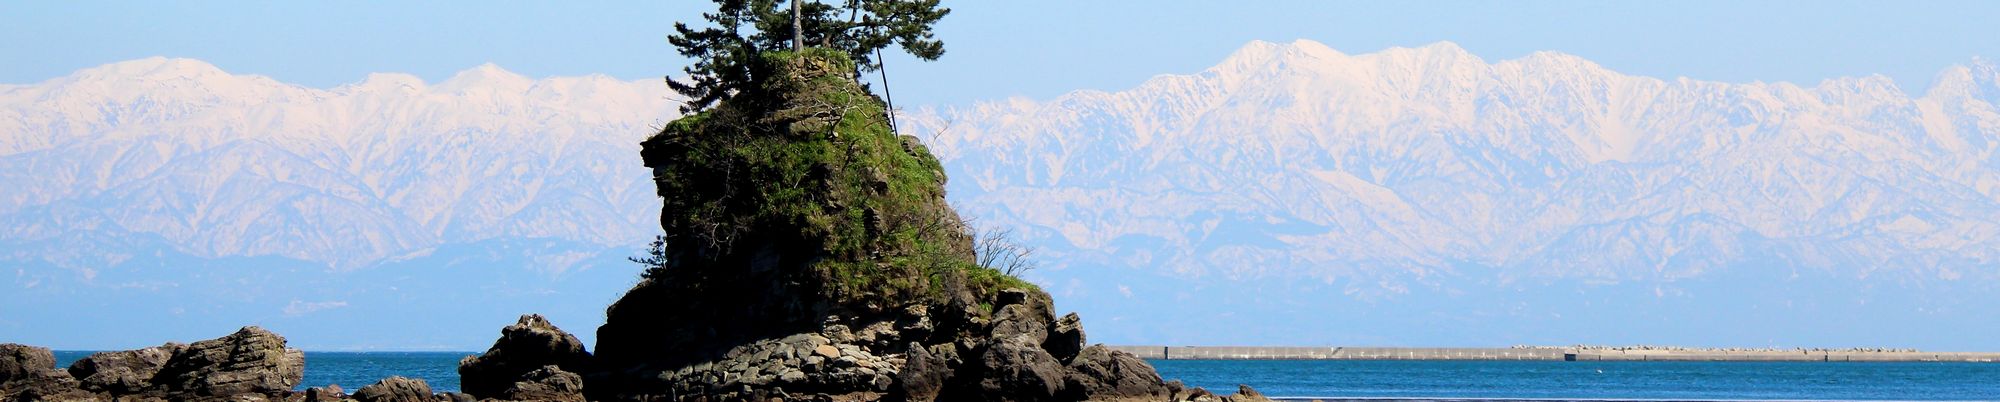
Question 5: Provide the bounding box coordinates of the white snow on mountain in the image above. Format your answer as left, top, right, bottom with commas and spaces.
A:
9, 43, 2000, 348
0, 57, 676, 271
906, 40, 2000, 294
6, 41, 1999, 294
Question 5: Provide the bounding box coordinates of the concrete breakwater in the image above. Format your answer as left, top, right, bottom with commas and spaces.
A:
1108, 346, 1567, 361
1108, 346, 2000, 362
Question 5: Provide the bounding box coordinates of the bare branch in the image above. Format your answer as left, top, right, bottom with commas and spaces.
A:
973, 225, 1036, 277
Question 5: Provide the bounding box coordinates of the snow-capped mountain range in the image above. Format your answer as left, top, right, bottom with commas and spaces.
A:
908, 39, 2000, 293
1, 57, 673, 272
6, 40, 2000, 349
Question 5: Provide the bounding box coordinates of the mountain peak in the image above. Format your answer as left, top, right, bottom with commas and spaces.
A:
437, 63, 531, 93
1411, 40, 1470, 55
1366, 41, 1484, 70
71, 57, 232, 83
1923, 57, 2000, 102
342, 72, 428, 94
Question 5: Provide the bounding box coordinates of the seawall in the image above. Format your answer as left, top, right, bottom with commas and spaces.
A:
1107, 346, 1565, 361
1108, 346, 2000, 362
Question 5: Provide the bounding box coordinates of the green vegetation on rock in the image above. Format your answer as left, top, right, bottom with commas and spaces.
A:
669, 0, 950, 112
636, 48, 1030, 320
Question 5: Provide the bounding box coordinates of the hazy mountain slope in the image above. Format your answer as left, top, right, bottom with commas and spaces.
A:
9, 42, 2000, 349
0, 58, 673, 271
908, 40, 2000, 296
0, 58, 675, 349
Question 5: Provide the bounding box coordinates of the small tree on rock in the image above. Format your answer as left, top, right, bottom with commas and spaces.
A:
669, 0, 949, 112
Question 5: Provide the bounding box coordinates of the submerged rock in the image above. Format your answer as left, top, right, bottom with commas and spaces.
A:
1231, 384, 1273, 402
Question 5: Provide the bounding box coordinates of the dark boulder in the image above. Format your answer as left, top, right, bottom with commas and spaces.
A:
458, 314, 592, 398
1061, 345, 1169, 401
301, 384, 345, 402
2, 372, 93, 402
1044, 313, 1085, 363
987, 289, 1055, 346
970, 340, 1065, 402
150, 326, 305, 397
0, 344, 93, 402
0, 343, 55, 385
352, 376, 433, 402
496, 365, 585, 402
895, 343, 949, 402
1230, 384, 1272, 402
65, 342, 184, 394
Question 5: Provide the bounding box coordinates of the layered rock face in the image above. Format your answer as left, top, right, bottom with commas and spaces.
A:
67, 342, 184, 394
0, 327, 302, 402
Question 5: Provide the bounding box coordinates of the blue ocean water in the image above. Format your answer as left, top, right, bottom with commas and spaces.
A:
56, 351, 471, 392
51, 352, 2000, 400
1151, 360, 2000, 401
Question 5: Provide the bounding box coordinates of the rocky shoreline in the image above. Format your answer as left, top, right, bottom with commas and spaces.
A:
2, 312, 1271, 402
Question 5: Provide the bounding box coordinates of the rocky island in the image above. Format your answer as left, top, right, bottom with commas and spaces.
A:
0, 50, 1269, 402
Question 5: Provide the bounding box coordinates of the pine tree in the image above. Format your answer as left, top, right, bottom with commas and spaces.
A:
668, 0, 950, 112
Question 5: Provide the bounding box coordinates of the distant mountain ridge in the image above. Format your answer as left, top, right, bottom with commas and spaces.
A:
907, 39, 2000, 293
0, 57, 674, 271
8, 42, 2000, 349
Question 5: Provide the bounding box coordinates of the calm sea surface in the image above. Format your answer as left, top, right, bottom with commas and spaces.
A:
53, 352, 2000, 400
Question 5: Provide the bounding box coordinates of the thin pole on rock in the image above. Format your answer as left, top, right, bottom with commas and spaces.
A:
877, 48, 898, 135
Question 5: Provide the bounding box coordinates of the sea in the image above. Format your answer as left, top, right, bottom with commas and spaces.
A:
52, 352, 2000, 400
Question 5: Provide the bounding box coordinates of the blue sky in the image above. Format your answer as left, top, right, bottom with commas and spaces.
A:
5, 1, 1999, 107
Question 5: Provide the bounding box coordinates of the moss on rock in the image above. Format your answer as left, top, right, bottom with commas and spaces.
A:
596, 49, 1035, 378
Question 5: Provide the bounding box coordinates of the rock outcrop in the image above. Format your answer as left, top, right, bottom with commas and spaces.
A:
573, 49, 1241, 401
151, 326, 305, 398
496, 365, 586, 402
301, 384, 345, 402
66, 342, 184, 394
0, 344, 54, 386
1, 343, 95, 402
353, 376, 434, 402
458, 314, 592, 399
1062, 346, 1171, 401
1, 327, 302, 402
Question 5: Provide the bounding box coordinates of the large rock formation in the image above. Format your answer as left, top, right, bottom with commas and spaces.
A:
0, 344, 54, 386
458, 314, 592, 400
1, 327, 303, 402
66, 342, 185, 394
573, 49, 1264, 401
1, 343, 94, 402
150, 326, 305, 398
